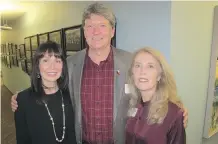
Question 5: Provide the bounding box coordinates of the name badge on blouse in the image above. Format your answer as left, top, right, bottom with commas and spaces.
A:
129, 108, 138, 117
125, 84, 131, 94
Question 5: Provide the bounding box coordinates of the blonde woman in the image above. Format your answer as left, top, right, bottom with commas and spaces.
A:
125, 47, 186, 144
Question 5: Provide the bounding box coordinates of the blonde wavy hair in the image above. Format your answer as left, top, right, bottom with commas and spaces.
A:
128, 47, 183, 125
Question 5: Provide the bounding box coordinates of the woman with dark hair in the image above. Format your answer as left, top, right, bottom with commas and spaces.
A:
14, 41, 76, 144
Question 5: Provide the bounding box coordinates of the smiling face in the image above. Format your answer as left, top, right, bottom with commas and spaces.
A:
39, 52, 63, 85
83, 14, 115, 50
132, 52, 162, 93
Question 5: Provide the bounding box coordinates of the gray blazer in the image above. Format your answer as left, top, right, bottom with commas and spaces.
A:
67, 48, 133, 144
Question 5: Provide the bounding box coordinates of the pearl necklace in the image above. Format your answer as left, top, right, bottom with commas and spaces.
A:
43, 90, 66, 143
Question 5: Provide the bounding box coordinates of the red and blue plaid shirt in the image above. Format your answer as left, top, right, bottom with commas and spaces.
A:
81, 49, 114, 144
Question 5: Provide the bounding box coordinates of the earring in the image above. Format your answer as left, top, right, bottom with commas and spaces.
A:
37, 73, 40, 78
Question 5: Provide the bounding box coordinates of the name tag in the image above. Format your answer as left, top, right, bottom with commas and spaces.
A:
125, 84, 131, 94
129, 108, 138, 117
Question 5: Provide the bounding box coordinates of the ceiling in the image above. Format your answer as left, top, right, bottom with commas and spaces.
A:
0, 1, 31, 21
1, 11, 26, 21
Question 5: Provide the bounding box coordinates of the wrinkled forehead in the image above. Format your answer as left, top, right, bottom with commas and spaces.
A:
85, 14, 110, 25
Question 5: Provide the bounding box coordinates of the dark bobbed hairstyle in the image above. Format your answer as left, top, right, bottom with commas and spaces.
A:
31, 41, 69, 96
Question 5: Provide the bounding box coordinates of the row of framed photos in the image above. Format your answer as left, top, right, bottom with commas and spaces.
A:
1, 43, 19, 68
24, 24, 116, 57
1, 24, 116, 75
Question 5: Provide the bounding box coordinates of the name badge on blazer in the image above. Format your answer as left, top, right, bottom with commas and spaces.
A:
128, 108, 138, 117
125, 84, 131, 94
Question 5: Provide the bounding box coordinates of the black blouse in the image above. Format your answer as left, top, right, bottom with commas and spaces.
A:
14, 88, 76, 144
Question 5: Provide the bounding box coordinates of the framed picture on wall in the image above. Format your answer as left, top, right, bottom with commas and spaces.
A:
4, 44, 7, 55
21, 59, 27, 73
38, 33, 49, 44
24, 37, 31, 51
10, 56, 14, 66
8, 43, 12, 55
14, 44, 19, 67
203, 6, 218, 138
30, 35, 39, 51
3, 56, 6, 66
6, 55, 11, 68
63, 25, 83, 52
8, 43, 13, 68
1, 44, 3, 55
32, 50, 36, 58
48, 29, 63, 46
3, 44, 6, 55
66, 51, 77, 57
26, 62, 32, 75
4, 44, 6, 55
26, 51, 32, 62
18, 44, 26, 60
5, 44, 8, 55
12, 43, 17, 55
111, 26, 116, 47
11, 44, 16, 66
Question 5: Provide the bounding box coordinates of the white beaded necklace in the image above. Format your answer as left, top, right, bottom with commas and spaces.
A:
42, 90, 66, 143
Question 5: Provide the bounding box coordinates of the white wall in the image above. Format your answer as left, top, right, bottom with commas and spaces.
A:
103, 1, 171, 61
12, 1, 89, 44
1, 30, 14, 43
171, 1, 218, 144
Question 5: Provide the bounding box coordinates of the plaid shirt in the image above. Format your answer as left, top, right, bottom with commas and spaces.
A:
81, 49, 114, 144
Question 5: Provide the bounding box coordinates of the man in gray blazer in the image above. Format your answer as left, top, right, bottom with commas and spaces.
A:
11, 2, 188, 144
67, 3, 134, 143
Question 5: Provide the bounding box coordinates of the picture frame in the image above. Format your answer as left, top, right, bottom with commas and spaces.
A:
48, 29, 63, 46
6, 55, 11, 68
11, 44, 16, 66
1, 44, 3, 55
18, 44, 26, 60
24, 37, 31, 51
5, 44, 8, 55
3, 44, 6, 55
30, 35, 39, 51
14, 44, 19, 67
8, 43, 13, 68
26, 50, 32, 63
63, 25, 84, 52
203, 6, 218, 138
3, 56, 6, 66
66, 51, 77, 57
38, 33, 49, 44
1, 44, 3, 62
26, 62, 32, 75
32, 50, 36, 58
21, 59, 27, 73
8, 43, 12, 55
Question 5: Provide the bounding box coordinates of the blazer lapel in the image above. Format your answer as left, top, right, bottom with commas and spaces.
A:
72, 50, 86, 126
113, 49, 127, 122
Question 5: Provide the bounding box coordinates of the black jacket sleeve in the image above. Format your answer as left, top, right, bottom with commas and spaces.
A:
14, 92, 32, 144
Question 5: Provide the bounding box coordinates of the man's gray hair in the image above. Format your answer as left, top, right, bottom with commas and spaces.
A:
82, 2, 116, 28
